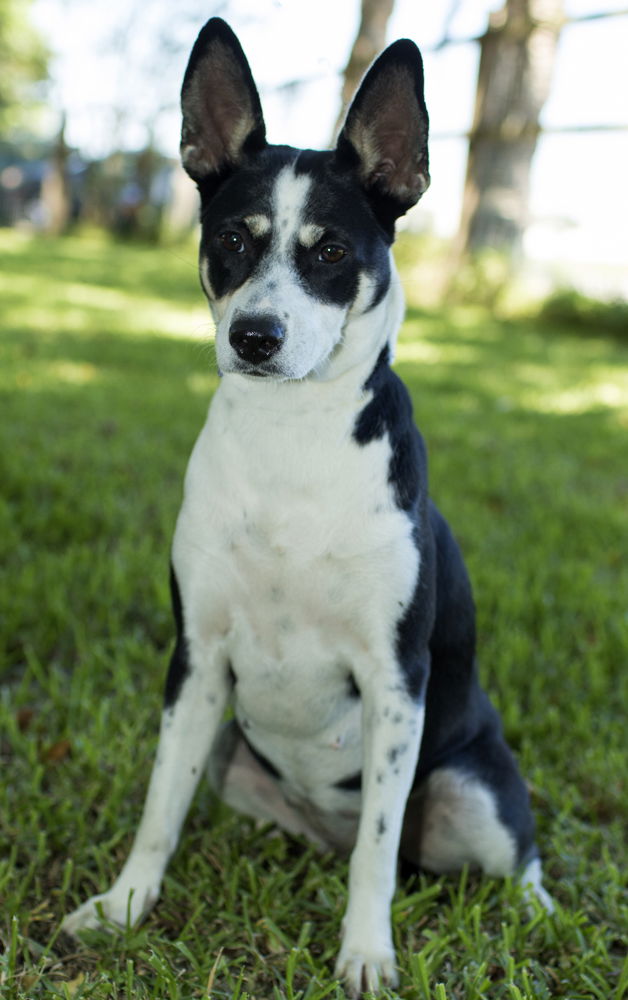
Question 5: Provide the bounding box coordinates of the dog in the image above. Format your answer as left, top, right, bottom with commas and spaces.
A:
63, 17, 553, 995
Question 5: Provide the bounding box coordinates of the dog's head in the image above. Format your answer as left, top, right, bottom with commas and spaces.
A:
181, 18, 429, 382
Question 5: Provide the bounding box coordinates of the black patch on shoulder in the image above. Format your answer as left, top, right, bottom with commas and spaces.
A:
335, 771, 362, 791
164, 565, 190, 708
353, 346, 424, 511
354, 350, 436, 700
353, 345, 391, 439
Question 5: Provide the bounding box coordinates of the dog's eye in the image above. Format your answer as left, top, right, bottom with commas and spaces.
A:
218, 231, 245, 253
319, 244, 347, 264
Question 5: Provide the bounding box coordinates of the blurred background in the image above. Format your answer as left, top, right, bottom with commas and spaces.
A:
1, 0, 627, 305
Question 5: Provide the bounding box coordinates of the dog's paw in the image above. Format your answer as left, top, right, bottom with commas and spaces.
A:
334, 940, 399, 997
519, 857, 555, 916
61, 882, 158, 938
62, 894, 118, 937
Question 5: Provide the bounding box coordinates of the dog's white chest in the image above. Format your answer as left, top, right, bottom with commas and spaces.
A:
173, 375, 419, 783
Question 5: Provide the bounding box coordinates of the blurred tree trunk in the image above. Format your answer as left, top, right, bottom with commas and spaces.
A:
332, 0, 396, 139
455, 0, 564, 262
41, 116, 71, 235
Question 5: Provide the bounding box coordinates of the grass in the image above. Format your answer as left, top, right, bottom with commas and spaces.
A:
1, 229, 627, 999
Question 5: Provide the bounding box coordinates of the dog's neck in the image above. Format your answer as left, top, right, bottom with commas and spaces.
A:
322, 254, 406, 383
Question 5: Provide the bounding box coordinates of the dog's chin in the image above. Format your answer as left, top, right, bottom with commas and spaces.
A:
220, 359, 313, 383
233, 365, 292, 382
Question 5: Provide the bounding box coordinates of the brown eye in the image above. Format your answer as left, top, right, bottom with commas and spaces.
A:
319, 244, 347, 263
219, 231, 245, 253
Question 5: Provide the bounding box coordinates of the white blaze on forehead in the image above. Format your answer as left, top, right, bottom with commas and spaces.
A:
272, 167, 312, 254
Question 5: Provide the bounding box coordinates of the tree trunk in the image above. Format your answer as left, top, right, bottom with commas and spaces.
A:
332, 0, 396, 140
455, 0, 564, 261
41, 116, 72, 235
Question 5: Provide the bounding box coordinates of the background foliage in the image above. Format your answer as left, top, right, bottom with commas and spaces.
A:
0, 0, 48, 134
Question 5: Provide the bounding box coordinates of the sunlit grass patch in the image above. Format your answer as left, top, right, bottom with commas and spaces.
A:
0, 230, 212, 346
399, 305, 628, 423
1, 231, 626, 999
2, 271, 213, 341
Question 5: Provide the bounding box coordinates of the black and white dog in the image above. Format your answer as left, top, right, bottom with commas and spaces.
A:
63, 18, 552, 995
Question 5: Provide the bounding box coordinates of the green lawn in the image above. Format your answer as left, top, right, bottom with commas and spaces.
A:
1, 229, 626, 999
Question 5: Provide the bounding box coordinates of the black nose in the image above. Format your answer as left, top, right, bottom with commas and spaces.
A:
229, 315, 285, 365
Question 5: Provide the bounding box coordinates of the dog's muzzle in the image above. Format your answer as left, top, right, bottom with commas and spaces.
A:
229, 315, 285, 368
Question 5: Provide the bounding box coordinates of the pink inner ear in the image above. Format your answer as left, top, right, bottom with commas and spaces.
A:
181, 42, 259, 178
372, 157, 397, 181
372, 140, 430, 201
345, 64, 429, 204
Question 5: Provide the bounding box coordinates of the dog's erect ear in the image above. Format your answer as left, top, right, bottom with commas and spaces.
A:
180, 18, 266, 185
336, 39, 429, 222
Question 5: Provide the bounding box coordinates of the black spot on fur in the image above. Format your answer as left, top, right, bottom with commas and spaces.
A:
335, 771, 362, 791
164, 565, 189, 708
376, 814, 387, 838
387, 743, 408, 765
346, 673, 360, 699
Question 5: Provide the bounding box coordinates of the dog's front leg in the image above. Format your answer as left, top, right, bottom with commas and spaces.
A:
63, 642, 230, 936
335, 657, 428, 996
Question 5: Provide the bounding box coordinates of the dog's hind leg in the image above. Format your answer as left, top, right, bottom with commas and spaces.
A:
400, 732, 553, 910
402, 766, 519, 876
415, 505, 554, 910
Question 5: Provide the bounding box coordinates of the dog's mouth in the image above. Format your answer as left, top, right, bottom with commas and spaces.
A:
230, 361, 286, 381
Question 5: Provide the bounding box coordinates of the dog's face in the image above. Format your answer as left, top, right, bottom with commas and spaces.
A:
180, 19, 430, 381
198, 151, 396, 380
